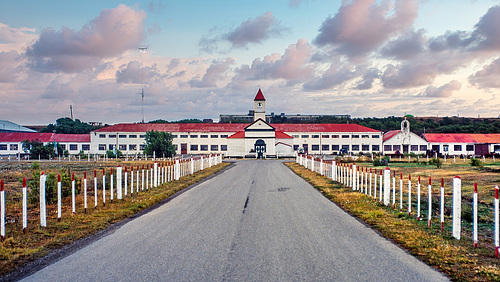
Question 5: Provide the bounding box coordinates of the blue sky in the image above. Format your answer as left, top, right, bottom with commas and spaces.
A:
1, 0, 500, 125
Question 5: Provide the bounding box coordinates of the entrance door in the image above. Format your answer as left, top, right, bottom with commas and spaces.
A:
302, 144, 308, 154
181, 143, 187, 155
254, 139, 266, 159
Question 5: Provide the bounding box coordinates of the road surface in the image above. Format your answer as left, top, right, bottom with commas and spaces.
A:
23, 160, 447, 281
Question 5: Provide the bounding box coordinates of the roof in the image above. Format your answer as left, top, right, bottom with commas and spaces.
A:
227, 130, 293, 139
424, 133, 500, 144
0, 132, 90, 143
275, 131, 293, 139
383, 130, 401, 142
254, 89, 266, 101
94, 122, 380, 133
0, 120, 37, 133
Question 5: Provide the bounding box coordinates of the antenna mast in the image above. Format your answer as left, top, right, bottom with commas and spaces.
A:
70, 105, 73, 120
138, 46, 147, 123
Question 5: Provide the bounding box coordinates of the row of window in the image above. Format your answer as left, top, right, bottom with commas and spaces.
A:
292, 134, 380, 139
294, 144, 380, 151
99, 134, 146, 139
179, 134, 229, 139
0, 144, 90, 151
190, 145, 227, 151
384, 145, 427, 152
99, 134, 231, 139
98, 144, 146, 151
443, 145, 474, 152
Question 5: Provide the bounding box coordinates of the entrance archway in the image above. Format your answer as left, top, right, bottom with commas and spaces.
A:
254, 139, 266, 159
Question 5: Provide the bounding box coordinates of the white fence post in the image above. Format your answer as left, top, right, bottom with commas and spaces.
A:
408, 175, 412, 216
22, 178, 27, 232
191, 158, 194, 175
136, 166, 140, 193
440, 178, 445, 232
94, 170, 98, 208
392, 171, 396, 208
379, 170, 383, 202
352, 164, 356, 191
117, 166, 123, 199
110, 168, 114, 202
102, 169, 106, 206
72, 173, 76, 213
399, 173, 403, 211
146, 165, 149, 190
417, 176, 421, 221
473, 183, 478, 248
57, 174, 62, 222
428, 177, 432, 227
452, 176, 461, 240
84, 172, 88, 213
383, 167, 390, 206
40, 172, 47, 227
495, 185, 499, 257
373, 169, 377, 199
124, 167, 128, 197
154, 162, 158, 187
141, 165, 145, 191
175, 160, 180, 181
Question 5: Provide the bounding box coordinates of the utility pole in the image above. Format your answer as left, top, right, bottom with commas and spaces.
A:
70, 105, 73, 120
138, 46, 147, 123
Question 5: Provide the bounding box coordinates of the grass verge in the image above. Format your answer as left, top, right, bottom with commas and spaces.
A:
0, 162, 230, 278
286, 162, 500, 281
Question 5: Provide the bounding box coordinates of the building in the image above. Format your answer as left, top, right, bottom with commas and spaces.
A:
0, 132, 90, 157
0, 120, 37, 133
90, 89, 383, 157
383, 119, 429, 155
423, 133, 500, 156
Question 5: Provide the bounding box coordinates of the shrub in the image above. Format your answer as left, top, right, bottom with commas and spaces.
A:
470, 158, 483, 167
428, 158, 442, 168
373, 157, 389, 166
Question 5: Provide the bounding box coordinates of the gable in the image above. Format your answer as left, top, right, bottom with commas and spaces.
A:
245, 118, 275, 132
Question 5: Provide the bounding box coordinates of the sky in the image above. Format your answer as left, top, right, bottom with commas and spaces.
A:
1, 0, 500, 125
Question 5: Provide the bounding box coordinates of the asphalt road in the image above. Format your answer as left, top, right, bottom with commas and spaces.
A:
23, 160, 448, 281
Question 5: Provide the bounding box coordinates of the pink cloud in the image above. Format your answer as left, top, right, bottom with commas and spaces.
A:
314, 0, 418, 57
226, 12, 285, 48
189, 58, 235, 88
422, 80, 461, 98
26, 4, 146, 73
469, 57, 500, 88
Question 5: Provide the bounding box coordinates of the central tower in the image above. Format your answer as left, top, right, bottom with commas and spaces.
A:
253, 89, 266, 121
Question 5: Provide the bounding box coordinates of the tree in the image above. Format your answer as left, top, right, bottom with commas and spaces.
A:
40, 117, 100, 134
143, 130, 176, 157
22, 139, 63, 159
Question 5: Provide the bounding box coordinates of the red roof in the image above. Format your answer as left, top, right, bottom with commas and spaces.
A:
424, 133, 500, 143
227, 130, 293, 139
275, 131, 293, 139
94, 122, 379, 134
0, 132, 90, 143
383, 130, 401, 142
254, 89, 266, 101
227, 131, 245, 139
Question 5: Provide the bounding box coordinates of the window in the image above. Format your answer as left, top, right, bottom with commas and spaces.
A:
140, 135, 146, 138
352, 145, 359, 151
99, 134, 105, 138
172, 135, 178, 138
311, 145, 320, 151
190, 145, 198, 151
98, 144, 106, 151
362, 145, 369, 151
119, 135, 127, 138
342, 135, 349, 138
129, 144, 137, 151
420, 145, 427, 151
60, 144, 66, 150
220, 145, 227, 151
140, 144, 146, 150
372, 145, 380, 151
129, 135, 137, 138
322, 135, 329, 138
384, 145, 392, 151
411, 145, 418, 152
211, 145, 218, 151
108, 134, 116, 138
10, 144, 18, 150
372, 135, 380, 138
180, 135, 188, 138
200, 135, 208, 138
0, 144, 7, 150
190, 135, 198, 138
69, 144, 78, 151
82, 144, 90, 151
200, 145, 208, 151
211, 135, 218, 138
312, 135, 319, 138
293, 145, 299, 150
352, 135, 359, 138
332, 135, 339, 138
466, 145, 474, 151
454, 145, 462, 151
108, 144, 115, 150
220, 135, 228, 138
362, 135, 369, 138
119, 144, 127, 150
393, 145, 401, 152
322, 145, 329, 151
301, 135, 309, 138
443, 145, 449, 152
332, 145, 340, 151
341, 145, 349, 150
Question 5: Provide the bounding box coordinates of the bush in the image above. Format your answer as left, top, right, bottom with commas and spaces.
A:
373, 157, 389, 166
428, 158, 442, 168
470, 158, 483, 167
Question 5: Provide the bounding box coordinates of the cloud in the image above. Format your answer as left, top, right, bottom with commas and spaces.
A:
355, 68, 380, 90
313, 0, 418, 57
469, 57, 500, 88
116, 61, 161, 84
381, 63, 438, 89
422, 80, 461, 98
189, 58, 235, 88
473, 5, 500, 52
25, 4, 146, 73
380, 29, 426, 60
0, 23, 37, 52
226, 12, 285, 48
0, 51, 23, 83
303, 64, 359, 91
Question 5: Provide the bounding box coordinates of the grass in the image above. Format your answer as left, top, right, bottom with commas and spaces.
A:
0, 162, 230, 277
286, 162, 500, 281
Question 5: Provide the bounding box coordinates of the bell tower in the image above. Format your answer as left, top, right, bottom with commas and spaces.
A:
254, 89, 266, 121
